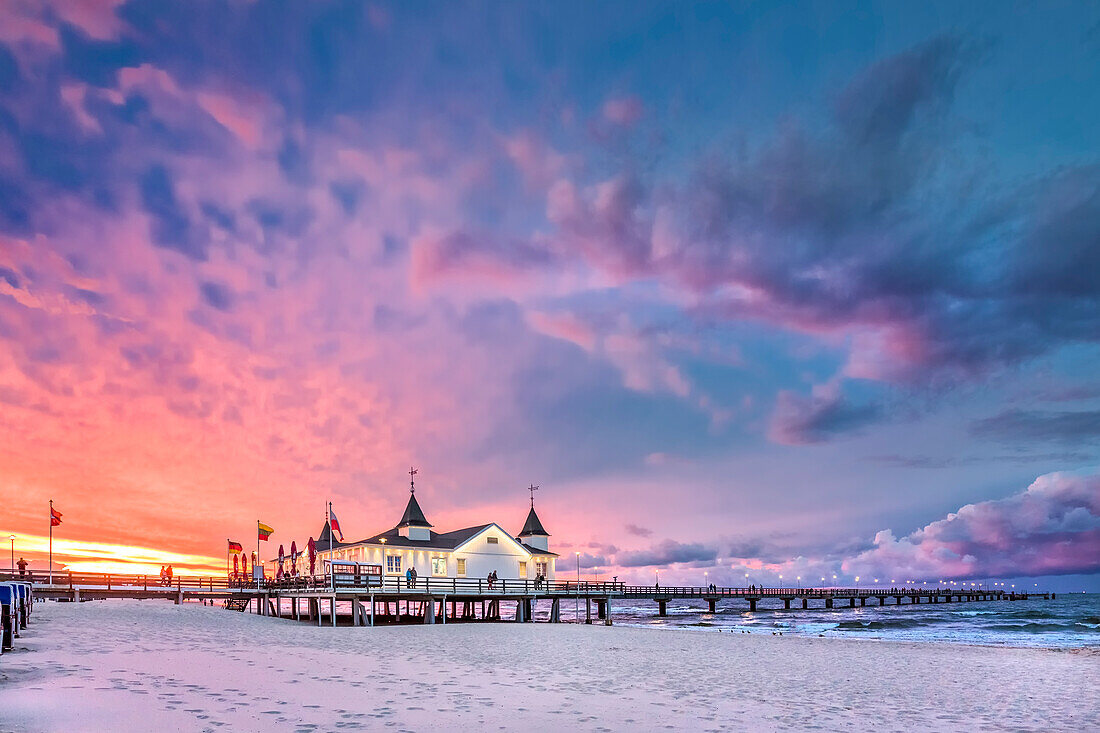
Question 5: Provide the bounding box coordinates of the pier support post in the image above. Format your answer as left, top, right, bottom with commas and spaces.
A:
708, 599, 716, 614
825, 598, 832, 609
783, 598, 791, 610
895, 596, 902, 605
604, 598, 612, 626
550, 598, 561, 623
749, 597, 759, 611
331, 596, 337, 627
585, 597, 592, 624
657, 599, 668, 616
849, 598, 856, 608
802, 599, 808, 609
860, 597, 866, 606
878, 596, 884, 606
514, 599, 524, 623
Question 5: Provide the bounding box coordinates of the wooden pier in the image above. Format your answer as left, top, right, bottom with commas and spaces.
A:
2, 571, 1053, 627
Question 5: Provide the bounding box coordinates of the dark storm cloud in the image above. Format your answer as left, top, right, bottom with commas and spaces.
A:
139, 164, 206, 259
615, 539, 718, 567
971, 409, 1100, 445
199, 281, 235, 312
768, 388, 883, 445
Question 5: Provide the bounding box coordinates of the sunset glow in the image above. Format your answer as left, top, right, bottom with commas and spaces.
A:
0, 529, 224, 576
0, 1, 1097, 593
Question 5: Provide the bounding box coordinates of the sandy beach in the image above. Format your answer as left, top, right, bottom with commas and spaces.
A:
1, 600, 1097, 732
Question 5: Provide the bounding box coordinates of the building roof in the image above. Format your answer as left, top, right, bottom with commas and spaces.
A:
518, 506, 549, 537
397, 492, 432, 528
316, 522, 348, 550
329, 522, 559, 557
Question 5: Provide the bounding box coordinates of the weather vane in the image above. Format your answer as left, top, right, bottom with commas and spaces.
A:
409, 466, 418, 494
528, 483, 539, 507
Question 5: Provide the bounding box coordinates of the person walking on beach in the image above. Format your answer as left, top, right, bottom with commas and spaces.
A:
16, 557, 27, 578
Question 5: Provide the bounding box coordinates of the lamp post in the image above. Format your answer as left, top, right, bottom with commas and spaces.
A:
575, 552, 580, 622
704, 571, 708, 590
8, 535, 14, 574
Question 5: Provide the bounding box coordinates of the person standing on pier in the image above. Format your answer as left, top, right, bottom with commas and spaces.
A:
16, 557, 27, 578
406, 566, 413, 589
159, 565, 167, 586
166, 565, 173, 585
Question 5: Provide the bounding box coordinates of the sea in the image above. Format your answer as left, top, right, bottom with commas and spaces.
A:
554, 593, 1100, 648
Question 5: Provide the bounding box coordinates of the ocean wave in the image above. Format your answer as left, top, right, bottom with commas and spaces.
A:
986, 622, 1074, 632
835, 619, 926, 630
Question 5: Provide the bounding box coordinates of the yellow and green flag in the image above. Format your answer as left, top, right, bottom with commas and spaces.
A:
258, 522, 274, 541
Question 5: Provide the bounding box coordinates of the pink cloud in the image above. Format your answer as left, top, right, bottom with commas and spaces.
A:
602, 96, 644, 126
196, 92, 265, 149
842, 471, 1100, 579
526, 311, 597, 352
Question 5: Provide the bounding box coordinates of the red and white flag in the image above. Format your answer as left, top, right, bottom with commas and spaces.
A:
328, 503, 344, 541
50, 505, 62, 527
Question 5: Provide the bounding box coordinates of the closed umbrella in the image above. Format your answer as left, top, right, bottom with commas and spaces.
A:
277, 544, 285, 579
308, 537, 317, 575
290, 540, 298, 575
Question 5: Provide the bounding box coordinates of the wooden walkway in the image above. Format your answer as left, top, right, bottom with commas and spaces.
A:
2, 571, 1052, 626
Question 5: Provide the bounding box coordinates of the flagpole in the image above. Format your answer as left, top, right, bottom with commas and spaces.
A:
256, 520, 260, 584
327, 501, 332, 591
49, 499, 54, 585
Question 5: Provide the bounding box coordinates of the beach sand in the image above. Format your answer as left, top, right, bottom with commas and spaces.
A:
1, 599, 1097, 732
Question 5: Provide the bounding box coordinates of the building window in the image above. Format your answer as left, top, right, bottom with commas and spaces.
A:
535, 561, 548, 577
518, 561, 527, 578
486, 536, 498, 544
456, 559, 466, 576
432, 557, 447, 576
386, 555, 401, 575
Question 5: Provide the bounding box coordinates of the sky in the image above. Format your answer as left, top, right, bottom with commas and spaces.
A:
0, 0, 1098, 591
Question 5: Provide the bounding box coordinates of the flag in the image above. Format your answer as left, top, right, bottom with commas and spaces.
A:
258, 522, 274, 541
227, 540, 243, 554
328, 504, 344, 541
50, 505, 62, 527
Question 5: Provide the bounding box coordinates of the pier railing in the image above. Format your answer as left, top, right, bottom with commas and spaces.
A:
1, 570, 231, 592
0, 570, 627, 597
1, 570, 1007, 600
255, 574, 627, 597
620, 585, 1002, 597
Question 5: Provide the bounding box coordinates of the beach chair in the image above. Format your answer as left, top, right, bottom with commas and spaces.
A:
0, 584, 15, 651
14, 584, 29, 628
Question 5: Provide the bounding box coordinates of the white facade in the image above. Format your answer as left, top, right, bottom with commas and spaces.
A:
315, 522, 556, 581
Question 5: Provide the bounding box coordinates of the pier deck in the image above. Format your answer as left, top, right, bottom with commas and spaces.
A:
2, 571, 1051, 626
